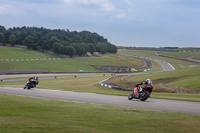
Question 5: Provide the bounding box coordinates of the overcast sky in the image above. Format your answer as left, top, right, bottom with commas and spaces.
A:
0, 0, 200, 47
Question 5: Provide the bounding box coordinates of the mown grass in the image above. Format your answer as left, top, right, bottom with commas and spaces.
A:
0, 59, 102, 72
166, 75, 200, 89
159, 51, 200, 59
128, 67, 200, 90
0, 46, 144, 72
111, 67, 200, 94
0, 94, 200, 133
73, 53, 143, 68
0, 46, 102, 72
128, 67, 200, 82
151, 93, 200, 102
0, 46, 57, 59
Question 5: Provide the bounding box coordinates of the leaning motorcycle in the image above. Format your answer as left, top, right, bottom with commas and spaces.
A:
128, 85, 153, 101
24, 79, 39, 90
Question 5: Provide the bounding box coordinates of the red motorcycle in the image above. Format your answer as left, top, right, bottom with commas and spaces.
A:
128, 85, 153, 101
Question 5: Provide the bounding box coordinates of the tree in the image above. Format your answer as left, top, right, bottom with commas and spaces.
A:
71, 43, 85, 56
65, 46, 76, 57
85, 43, 95, 54
0, 32, 5, 43
49, 36, 59, 46
0, 25, 6, 33
0, 25, 117, 55
23, 35, 35, 49
58, 45, 66, 54
52, 42, 61, 53
9, 34, 16, 46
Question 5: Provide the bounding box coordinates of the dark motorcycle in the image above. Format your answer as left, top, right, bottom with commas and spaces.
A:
128, 85, 153, 101
24, 77, 39, 90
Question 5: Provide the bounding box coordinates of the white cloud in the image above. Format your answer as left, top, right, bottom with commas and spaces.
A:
62, 0, 115, 11
116, 13, 127, 18
0, 4, 17, 15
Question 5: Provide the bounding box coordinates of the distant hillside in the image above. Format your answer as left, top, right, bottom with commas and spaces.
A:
0, 46, 144, 73
0, 25, 117, 57
0, 46, 103, 73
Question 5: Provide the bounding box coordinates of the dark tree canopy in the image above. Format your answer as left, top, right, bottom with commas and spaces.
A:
0, 25, 117, 57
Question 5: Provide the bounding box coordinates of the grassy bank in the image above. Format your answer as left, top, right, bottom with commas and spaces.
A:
159, 51, 200, 59
0, 46, 102, 72
0, 46, 144, 72
73, 53, 143, 68
0, 94, 200, 133
109, 67, 200, 95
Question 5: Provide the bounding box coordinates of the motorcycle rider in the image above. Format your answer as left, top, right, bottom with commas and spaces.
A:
133, 79, 153, 98
28, 76, 39, 87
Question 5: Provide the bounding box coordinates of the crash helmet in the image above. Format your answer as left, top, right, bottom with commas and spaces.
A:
146, 79, 152, 84
34, 76, 38, 80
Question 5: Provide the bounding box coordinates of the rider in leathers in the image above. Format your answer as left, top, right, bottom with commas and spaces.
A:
133, 79, 153, 98
28, 76, 39, 87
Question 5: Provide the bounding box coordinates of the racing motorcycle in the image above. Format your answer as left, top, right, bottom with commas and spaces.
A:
24, 77, 39, 90
128, 85, 153, 101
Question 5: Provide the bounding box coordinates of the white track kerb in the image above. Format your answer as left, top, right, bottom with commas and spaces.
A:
99, 77, 115, 89
167, 62, 175, 70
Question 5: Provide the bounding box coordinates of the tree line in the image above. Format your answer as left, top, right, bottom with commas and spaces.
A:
0, 25, 117, 57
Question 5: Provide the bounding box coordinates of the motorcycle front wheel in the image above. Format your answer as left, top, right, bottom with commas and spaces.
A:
128, 92, 134, 100
140, 91, 150, 101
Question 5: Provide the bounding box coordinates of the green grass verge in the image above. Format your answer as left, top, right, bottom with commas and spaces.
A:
0, 46, 102, 72
128, 67, 200, 91
0, 94, 200, 133
159, 51, 200, 59
0, 59, 103, 72
151, 93, 200, 102
128, 67, 200, 82
109, 67, 200, 97
0, 46, 144, 72
73, 53, 143, 68
0, 46, 57, 59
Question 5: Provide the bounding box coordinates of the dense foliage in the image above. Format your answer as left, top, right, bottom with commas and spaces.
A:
0, 25, 117, 57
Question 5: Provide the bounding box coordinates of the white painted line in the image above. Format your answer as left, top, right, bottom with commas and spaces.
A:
167, 62, 175, 70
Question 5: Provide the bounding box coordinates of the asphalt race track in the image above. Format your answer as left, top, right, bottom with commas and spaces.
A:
0, 87, 200, 115
0, 56, 198, 115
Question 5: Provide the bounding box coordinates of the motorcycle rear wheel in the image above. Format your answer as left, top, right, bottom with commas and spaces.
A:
140, 91, 150, 101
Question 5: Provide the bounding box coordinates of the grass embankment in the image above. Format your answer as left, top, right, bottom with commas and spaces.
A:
118, 49, 199, 69
159, 51, 200, 59
108, 67, 200, 101
0, 94, 200, 133
73, 53, 143, 68
0, 46, 144, 72
0, 46, 102, 72
111, 67, 200, 92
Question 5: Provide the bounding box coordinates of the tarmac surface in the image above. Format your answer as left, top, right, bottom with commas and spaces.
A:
0, 87, 200, 115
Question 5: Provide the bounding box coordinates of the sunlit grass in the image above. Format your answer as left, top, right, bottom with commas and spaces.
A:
0, 94, 200, 133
